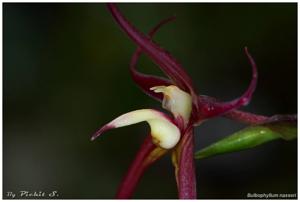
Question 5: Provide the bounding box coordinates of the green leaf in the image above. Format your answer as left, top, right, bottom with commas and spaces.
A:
195, 120, 297, 160
265, 121, 297, 140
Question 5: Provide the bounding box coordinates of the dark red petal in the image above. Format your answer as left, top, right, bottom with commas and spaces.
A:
223, 109, 268, 125
263, 114, 297, 124
116, 135, 167, 199
195, 47, 258, 121
225, 111, 297, 125
107, 3, 196, 96
130, 17, 175, 101
195, 97, 296, 125
176, 127, 197, 199
130, 67, 172, 101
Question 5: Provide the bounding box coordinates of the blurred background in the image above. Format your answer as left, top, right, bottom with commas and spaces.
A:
3, 3, 297, 199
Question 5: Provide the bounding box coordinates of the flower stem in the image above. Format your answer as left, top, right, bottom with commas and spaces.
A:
173, 127, 197, 199
116, 135, 167, 199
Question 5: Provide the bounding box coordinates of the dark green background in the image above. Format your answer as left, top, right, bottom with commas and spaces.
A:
3, 3, 297, 199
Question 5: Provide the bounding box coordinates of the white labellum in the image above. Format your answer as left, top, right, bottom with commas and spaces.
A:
92, 109, 180, 149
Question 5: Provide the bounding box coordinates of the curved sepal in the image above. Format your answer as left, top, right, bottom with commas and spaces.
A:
107, 4, 196, 95
130, 16, 175, 101
195, 48, 257, 122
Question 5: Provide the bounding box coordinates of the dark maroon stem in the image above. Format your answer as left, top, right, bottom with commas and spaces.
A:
178, 127, 197, 199
116, 135, 165, 199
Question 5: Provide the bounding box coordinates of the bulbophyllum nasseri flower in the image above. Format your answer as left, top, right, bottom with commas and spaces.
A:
91, 3, 297, 199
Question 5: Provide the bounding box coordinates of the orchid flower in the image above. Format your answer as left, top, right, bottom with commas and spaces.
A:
91, 4, 297, 199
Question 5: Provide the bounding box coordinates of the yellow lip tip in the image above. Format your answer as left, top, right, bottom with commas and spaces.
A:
150, 86, 166, 93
